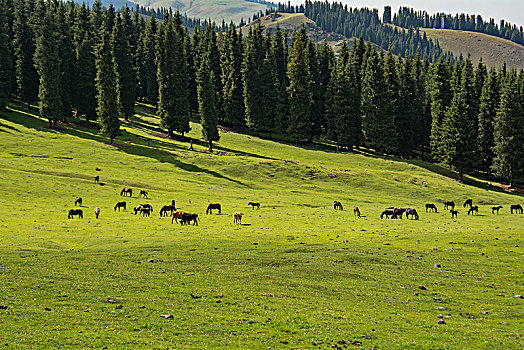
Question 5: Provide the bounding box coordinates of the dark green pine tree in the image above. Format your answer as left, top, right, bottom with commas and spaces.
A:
270, 25, 289, 136
205, 24, 223, 122
477, 67, 499, 172
156, 14, 190, 137
0, 2, 13, 110
56, 2, 76, 122
184, 27, 198, 116
95, 27, 120, 144
429, 56, 453, 161
242, 23, 266, 134
307, 40, 322, 141
439, 58, 477, 182
491, 71, 524, 187
112, 8, 136, 121
140, 15, 158, 105
413, 52, 431, 159
221, 23, 245, 129
361, 44, 397, 153
12, 0, 38, 107
383, 50, 400, 152
197, 53, 219, 151
33, 4, 62, 128
287, 25, 312, 143
397, 55, 418, 156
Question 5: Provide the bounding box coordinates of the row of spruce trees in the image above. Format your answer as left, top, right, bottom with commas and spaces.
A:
0, 0, 522, 185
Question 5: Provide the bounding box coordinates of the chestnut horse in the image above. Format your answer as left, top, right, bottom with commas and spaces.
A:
120, 187, 133, 197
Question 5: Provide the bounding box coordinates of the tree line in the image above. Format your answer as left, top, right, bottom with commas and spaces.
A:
391, 6, 524, 47
0, 0, 522, 185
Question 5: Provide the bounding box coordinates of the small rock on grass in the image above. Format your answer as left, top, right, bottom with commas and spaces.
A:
436, 306, 448, 310
514, 295, 523, 299
419, 286, 427, 290
279, 340, 289, 344
0, 305, 7, 310
160, 314, 174, 319
44, 307, 51, 311
434, 263, 441, 268
437, 320, 446, 324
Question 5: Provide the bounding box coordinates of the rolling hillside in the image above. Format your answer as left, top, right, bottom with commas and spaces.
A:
242, 13, 346, 53
421, 29, 524, 69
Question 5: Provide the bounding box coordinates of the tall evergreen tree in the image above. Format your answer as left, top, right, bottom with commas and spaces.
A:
113, 8, 136, 121
12, 0, 38, 107
140, 15, 158, 104
184, 27, 198, 115
221, 23, 245, 128
397, 55, 418, 156
56, 2, 76, 122
156, 14, 190, 137
491, 71, 524, 187
287, 25, 312, 143
95, 27, 120, 144
429, 56, 452, 160
197, 52, 219, 151
0, 2, 13, 110
33, 4, 62, 128
270, 25, 289, 136
477, 67, 499, 172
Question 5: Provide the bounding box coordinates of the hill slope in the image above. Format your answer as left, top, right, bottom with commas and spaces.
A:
421, 29, 524, 69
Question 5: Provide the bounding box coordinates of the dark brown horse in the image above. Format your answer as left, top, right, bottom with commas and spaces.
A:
511, 204, 523, 214
491, 206, 503, 214
75, 197, 82, 206
68, 209, 83, 219
160, 205, 176, 217
138, 190, 148, 198
114, 201, 126, 211
393, 208, 406, 219
94, 175, 99, 183
380, 210, 395, 219
333, 201, 343, 210
120, 187, 132, 197
206, 203, 221, 214
463, 199, 473, 208
444, 201, 455, 210
468, 206, 479, 215
450, 210, 458, 218
405, 208, 419, 220
425, 203, 437, 213
140, 207, 151, 216
353, 206, 361, 217
180, 213, 199, 226
248, 202, 260, 209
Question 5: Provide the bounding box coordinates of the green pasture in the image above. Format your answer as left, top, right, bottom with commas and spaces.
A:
0, 104, 522, 349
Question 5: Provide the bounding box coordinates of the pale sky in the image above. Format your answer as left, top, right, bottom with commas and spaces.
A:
288, 1, 524, 28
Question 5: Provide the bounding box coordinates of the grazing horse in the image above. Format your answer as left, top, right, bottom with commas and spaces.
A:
463, 199, 473, 208
160, 205, 176, 217
135, 204, 152, 215
333, 201, 343, 210
114, 201, 127, 211
443, 201, 455, 210
171, 211, 186, 224
68, 209, 83, 219
248, 202, 260, 209
405, 208, 419, 220
120, 187, 132, 197
233, 212, 243, 224
510, 204, 523, 214
491, 206, 503, 214
380, 210, 395, 219
206, 203, 221, 214
75, 197, 82, 206
138, 190, 148, 198
180, 213, 199, 226
468, 206, 479, 215
425, 203, 438, 213
94, 175, 99, 183
353, 206, 361, 217
94, 207, 100, 219
450, 210, 458, 218
393, 208, 406, 219
140, 207, 151, 216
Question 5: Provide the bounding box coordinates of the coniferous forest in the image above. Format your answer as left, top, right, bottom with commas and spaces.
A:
0, 0, 523, 186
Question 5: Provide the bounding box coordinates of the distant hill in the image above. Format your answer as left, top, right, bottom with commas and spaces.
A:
242, 13, 346, 53
78, 0, 268, 24
421, 29, 524, 69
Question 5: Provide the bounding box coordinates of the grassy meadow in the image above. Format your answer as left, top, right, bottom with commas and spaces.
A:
0, 103, 523, 349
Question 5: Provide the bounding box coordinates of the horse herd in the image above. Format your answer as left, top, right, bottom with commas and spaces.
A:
67, 187, 262, 226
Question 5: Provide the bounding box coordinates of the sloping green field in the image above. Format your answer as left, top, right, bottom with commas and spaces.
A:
0, 104, 522, 348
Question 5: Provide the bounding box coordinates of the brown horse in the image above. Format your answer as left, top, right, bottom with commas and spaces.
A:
180, 213, 199, 226
444, 201, 455, 210
425, 203, 437, 213
206, 203, 221, 214
160, 205, 176, 217
511, 204, 523, 214
68, 209, 83, 219
333, 201, 343, 210
450, 210, 459, 218
114, 201, 126, 211
75, 197, 82, 206
120, 187, 132, 197
463, 199, 473, 208
171, 211, 187, 224
491, 206, 503, 214
233, 212, 243, 224
353, 206, 361, 217
138, 190, 148, 198
468, 206, 479, 215
248, 202, 260, 209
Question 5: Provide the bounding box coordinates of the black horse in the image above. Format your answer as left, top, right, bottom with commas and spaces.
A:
468, 206, 479, 215
206, 203, 221, 214
140, 207, 151, 216
393, 208, 406, 219
463, 199, 473, 208
333, 201, 343, 210
444, 201, 455, 210
380, 210, 395, 219
120, 187, 132, 197
94, 175, 99, 183
68, 209, 83, 219
138, 190, 148, 198
114, 201, 126, 211
134, 203, 153, 215
425, 203, 437, 213
160, 205, 176, 217
180, 213, 199, 226
491, 206, 503, 214
75, 197, 82, 206
405, 208, 419, 220
450, 210, 459, 218
510, 204, 523, 214
248, 202, 260, 209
